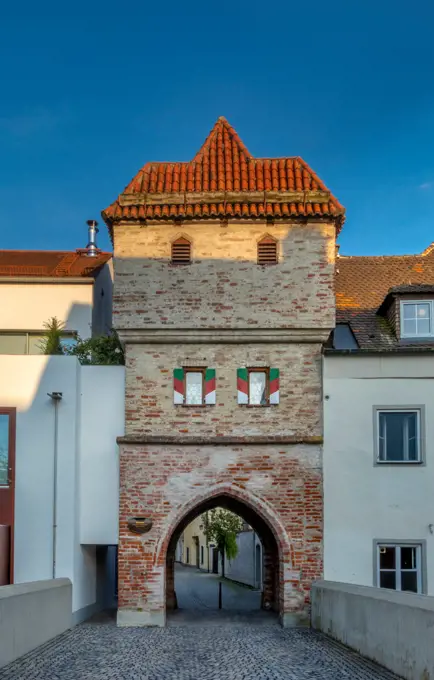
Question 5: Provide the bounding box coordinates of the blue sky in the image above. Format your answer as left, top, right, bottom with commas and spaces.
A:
1, 1, 434, 255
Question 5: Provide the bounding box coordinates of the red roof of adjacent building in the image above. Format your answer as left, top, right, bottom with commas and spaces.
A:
102, 117, 345, 231
336, 245, 434, 349
0, 250, 112, 278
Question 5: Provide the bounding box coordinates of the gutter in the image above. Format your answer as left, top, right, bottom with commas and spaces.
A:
324, 347, 434, 356
0, 277, 94, 284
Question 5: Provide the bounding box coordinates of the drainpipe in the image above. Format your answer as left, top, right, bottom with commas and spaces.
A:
48, 392, 63, 579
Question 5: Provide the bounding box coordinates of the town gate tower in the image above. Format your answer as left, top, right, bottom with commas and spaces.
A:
102, 117, 345, 626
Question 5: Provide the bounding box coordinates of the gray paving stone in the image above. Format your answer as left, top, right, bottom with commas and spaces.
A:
0, 613, 399, 680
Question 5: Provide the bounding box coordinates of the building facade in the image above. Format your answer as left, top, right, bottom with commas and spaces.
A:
324, 247, 434, 596
103, 116, 345, 626
0, 245, 113, 349
0, 242, 124, 622
176, 514, 209, 570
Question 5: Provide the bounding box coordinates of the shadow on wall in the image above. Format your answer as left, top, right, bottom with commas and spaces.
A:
0, 300, 125, 622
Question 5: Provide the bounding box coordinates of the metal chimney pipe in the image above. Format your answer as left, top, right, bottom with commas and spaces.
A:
86, 219, 99, 257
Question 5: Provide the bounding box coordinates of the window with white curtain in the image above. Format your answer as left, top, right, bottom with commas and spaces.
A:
376, 409, 421, 463
400, 301, 433, 338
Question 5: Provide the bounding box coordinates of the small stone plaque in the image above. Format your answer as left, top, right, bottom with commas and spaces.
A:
127, 517, 153, 535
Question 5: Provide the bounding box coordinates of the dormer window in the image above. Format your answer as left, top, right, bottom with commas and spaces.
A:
401, 301, 433, 338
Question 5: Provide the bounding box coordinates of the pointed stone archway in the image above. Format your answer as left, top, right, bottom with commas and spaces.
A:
157, 483, 301, 626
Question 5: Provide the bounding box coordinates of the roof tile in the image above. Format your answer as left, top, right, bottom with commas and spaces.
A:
337, 247, 434, 349
0, 250, 111, 278
102, 117, 344, 232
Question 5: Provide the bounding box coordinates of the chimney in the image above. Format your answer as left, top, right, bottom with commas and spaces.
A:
86, 220, 99, 257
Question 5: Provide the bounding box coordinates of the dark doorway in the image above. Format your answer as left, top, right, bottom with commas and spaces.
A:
212, 547, 219, 574
0, 408, 16, 585
194, 537, 200, 568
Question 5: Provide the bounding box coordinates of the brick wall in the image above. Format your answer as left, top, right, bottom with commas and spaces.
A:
114, 217, 335, 626
113, 221, 336, 330
125, 342, 323, 437
118, 443, 323, 621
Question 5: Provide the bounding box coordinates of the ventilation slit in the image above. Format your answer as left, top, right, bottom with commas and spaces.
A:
171, 238, 191, 264
257, 237, 278, 265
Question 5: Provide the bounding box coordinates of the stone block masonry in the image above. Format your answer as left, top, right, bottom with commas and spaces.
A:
124, 342, 323, 437
112, 221, 336, 330
113, 214, 335, 626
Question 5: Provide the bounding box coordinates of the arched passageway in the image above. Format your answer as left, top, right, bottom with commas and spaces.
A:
165, 493, 281, 616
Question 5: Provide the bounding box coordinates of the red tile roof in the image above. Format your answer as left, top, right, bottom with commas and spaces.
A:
102, 117, 345, 232
0, 250, 112, 278
336, 246, 434, 349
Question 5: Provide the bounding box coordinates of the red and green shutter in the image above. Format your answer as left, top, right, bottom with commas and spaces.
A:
173, 368, 184, 404
237, 368, 248, 404
269, 368, 280, 404
204, 368, 216, 405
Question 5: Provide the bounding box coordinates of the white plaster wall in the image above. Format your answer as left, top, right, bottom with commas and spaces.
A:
223, 530, 262, 588
0, 355, 124, 616
79, 366, 125, 545
324, 355, 434, 595
0, 283, 93, 337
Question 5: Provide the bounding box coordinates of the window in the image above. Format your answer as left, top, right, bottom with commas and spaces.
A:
173, 368, 216, 405
186, 547, 190, 564
185, 370, 204, 405
257, 236, 278, 265
376, 543, 424, 594
249, 369, 268, 405
171, 237, 191, 265
237, 368, 280, 405
375, 409, 422, 463
401, 301, 433, 338
0, 413, 10, 486
0, 332, 76, 355
200, 545, 204, 565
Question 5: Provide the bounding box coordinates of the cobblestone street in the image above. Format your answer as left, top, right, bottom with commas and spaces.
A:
0, 613, 399, 680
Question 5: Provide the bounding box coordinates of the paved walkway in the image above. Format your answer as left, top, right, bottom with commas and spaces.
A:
0, 612, 399, 680
175, 562, 262, 611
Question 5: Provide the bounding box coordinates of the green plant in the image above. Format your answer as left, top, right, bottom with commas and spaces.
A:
203, 508, 243, 577
65, 330, 124, 365
38, 317, 65, 355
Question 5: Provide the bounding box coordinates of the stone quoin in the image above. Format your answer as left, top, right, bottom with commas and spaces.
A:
102, 116, 345, 626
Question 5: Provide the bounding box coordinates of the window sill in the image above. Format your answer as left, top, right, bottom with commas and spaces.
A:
375, 459, 423, 466
242, 404, 272, 408
179, 404, 214, 408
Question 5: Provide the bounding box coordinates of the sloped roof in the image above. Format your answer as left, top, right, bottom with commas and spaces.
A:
102, 117, 344, 231
336, 246, 434, 349
0, 250, 111, 278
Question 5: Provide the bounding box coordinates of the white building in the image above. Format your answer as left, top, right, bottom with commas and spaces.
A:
0, 243, 112, 350
221, 528, 262, 590
324, 246, 434, 597
0, 236, 125, 623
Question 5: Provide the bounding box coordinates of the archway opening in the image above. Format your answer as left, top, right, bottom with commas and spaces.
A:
165, 493, 280, 618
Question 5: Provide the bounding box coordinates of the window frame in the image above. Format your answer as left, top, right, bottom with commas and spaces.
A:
373, 540, 426, 594
400, 300, 434, 339
183, 367, 206, 407
247, 367, 270, 407
0, 330, 77, 355
0, 407, 16, 488
373, 406, 425, 465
